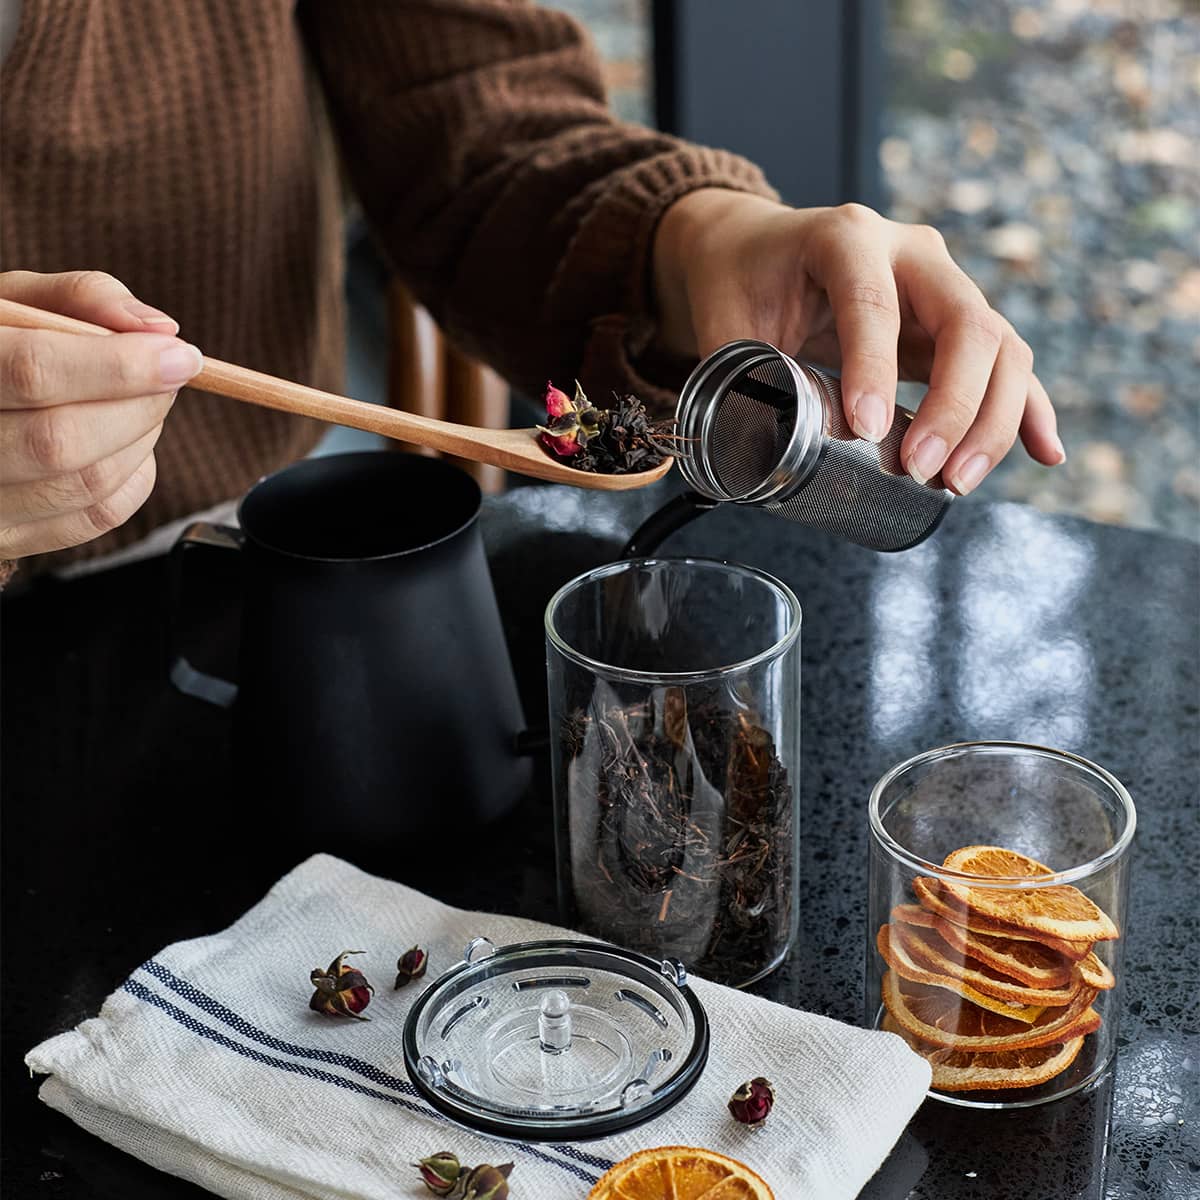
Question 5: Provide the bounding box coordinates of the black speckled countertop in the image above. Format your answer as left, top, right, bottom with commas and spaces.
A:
3, 483, 1197, 1198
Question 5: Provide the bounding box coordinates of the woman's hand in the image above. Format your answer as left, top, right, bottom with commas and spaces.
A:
652, 191, 1064, 494
0, 270, 202, 558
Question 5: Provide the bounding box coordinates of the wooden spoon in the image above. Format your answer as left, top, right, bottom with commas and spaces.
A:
0, 298, 673, 491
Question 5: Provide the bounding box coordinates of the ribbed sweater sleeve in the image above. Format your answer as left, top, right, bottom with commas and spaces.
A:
299, 0, 778, 401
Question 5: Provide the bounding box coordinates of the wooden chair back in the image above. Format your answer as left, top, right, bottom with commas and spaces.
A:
385, 281, 509, 494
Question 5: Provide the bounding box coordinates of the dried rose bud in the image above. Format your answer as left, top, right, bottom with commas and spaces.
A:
308, 950, 373, 1020
459, 1163, 513, 1200
414, 1151, 463, 1196
544, 379, 575, 419
728, 1076, 775, 1127
537, 386, 603, 457
394, 945, 429, 989
537, 425, 584, 458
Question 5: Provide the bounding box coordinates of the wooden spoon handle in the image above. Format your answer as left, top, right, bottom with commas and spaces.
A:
0, 298, 675, 489
0, 298, 116, 339
0, 297, 509, 463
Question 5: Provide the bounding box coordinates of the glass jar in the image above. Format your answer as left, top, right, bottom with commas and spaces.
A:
546, 558, 801, 987
867, 742, 1135, 1108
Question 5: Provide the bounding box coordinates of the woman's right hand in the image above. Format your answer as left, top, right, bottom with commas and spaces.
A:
0, 270, 203, 558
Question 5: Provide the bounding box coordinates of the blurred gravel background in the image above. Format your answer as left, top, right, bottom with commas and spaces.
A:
556, 0, 1200, 541
885, 0, 1199, 539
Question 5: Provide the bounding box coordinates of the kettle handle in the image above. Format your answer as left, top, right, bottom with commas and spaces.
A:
169, 521, 243, 708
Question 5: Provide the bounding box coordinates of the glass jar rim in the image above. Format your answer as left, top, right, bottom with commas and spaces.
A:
544, 556, 802, 684
868, 740, 1136, 887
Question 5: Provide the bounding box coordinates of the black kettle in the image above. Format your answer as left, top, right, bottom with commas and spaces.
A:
170, 451, 531, 849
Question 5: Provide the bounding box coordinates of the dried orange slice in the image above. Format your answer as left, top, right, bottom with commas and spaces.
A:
883, 1013, 1086, 1092
1078, 950, 1116, 991
930, 911, 1077, 988
881, 970, 1100, 1051
913, 877, 1091, 960
892, 902, 939, 930
946, 844, 1057, 877
587, 1146, 774, 1200
894, 922, 1080, 1007
940, 845, 1119, 943
894, 901, 1077, 988
878, 925, 1048, 1021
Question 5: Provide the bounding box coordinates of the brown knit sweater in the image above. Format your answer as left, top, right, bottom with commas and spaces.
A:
0, 0, 774, 573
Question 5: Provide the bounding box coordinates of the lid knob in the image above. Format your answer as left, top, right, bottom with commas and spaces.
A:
538, 989, 572, 1054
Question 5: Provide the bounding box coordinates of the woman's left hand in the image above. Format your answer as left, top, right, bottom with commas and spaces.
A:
652, 190, 1064, 494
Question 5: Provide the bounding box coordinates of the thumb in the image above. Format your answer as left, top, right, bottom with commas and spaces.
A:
0, 269, 178, 334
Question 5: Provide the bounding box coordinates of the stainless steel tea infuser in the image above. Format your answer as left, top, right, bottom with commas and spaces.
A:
669, 339, 952, 553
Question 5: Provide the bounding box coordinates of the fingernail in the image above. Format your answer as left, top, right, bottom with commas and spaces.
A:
159, 342, 203, 386
852, 393, 889, 443
124, 299, 178, 331
952, 452, 990, 494
1051, 435, 1066, 464
907, 434, 949, 485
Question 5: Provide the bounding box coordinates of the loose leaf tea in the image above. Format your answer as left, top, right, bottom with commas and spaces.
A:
559, 687, 794, 985
536, 380, 681, 474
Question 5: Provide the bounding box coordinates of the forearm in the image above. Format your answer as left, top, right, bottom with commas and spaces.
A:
651, 188, 789, 359
299, 0, 775, 397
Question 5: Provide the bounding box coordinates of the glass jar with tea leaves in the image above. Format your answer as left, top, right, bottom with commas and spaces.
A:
545, 558, 801, 987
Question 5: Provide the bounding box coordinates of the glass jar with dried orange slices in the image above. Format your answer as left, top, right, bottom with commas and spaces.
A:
866, 742, 1134, 1108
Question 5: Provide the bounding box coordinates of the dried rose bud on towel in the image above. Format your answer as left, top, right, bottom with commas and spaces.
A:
309, 950, 374, 1019
536, 381, 679, 474
414, 1151, 463, 1196
394, 945, 429, 989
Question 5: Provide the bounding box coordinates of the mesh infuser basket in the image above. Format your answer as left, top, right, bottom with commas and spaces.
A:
675, 340, 952, 551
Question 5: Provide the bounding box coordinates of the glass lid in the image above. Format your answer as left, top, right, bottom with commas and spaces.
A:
402, 937, 709, 1140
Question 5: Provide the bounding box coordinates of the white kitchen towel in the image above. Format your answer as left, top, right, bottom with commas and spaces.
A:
27, 853, 930, 1200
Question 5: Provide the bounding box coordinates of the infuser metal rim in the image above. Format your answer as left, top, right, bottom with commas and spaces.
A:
868, 740, 1137, 886
739, 349, 824, 505
675, 343, 741, 496
678, 340, 805, 502
401, 938, 710, 1140
544, 556, 802, 685
675, 339, 824, 504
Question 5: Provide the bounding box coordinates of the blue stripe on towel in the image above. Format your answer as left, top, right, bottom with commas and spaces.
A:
139, 959, 617, 1174
122, 977, 600, 1187
141, 960, 419, 1095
